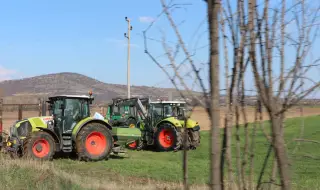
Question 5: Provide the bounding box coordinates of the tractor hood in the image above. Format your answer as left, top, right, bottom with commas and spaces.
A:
158, 117, 200, 129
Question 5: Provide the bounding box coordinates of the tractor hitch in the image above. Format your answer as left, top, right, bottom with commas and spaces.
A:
111, 144, 127, 157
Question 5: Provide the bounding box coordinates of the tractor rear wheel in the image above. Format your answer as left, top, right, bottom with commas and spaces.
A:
76, 123, 113, 161
22, 131, 55, 160
154, 123, 182, 151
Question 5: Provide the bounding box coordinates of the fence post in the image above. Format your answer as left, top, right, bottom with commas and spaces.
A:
40, 99, 47, 116
44, 99, 47, 116
38, 98, 42, 116
18, 105, 22, 120
0, 98, 3, 142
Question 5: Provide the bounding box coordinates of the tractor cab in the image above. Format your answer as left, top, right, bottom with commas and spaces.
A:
47, 94, 93, 134
147, 101, 187, 125
106, 97, 149, 128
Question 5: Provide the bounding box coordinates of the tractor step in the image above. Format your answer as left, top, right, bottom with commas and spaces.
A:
62, 134, 72, 153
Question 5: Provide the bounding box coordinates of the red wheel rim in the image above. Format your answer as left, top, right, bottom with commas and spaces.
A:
128, 141, 137, 148
158, 129, 174, 148
32, 139, 50, 158
85, 131, 107, 156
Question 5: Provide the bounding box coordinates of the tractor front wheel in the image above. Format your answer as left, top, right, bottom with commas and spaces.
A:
76, 123, 113, 161
154, 123, 182, 151
22, 131, 55, 160
127, 118, 136, 128
126, 138, 144, 151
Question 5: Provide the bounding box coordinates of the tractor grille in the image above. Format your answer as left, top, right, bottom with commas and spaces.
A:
17, 121, 32, 137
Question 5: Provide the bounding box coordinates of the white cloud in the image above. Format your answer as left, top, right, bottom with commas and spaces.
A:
0, 65, 17, 81
105, 38, 140, 48
139, 16, 155, 23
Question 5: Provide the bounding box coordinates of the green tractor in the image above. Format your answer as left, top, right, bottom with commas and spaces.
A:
0, 93, 141, 161
126, 99, 201, 151
105, 97, 149, 128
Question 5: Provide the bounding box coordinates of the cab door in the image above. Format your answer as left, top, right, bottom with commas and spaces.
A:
62, 99, 82, 133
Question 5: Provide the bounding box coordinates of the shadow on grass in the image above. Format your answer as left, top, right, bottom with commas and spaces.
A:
51, 151, 128, 161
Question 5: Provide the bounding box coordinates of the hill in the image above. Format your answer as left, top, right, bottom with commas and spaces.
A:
0, 72, 199, 104
0, 72, 318, 106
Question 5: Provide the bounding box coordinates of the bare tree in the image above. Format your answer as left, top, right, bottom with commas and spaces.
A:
143, 0, 319, 189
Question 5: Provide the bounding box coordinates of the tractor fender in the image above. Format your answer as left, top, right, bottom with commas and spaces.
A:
156, 120, 182, 132
71, 118, 112, 141
126, 116, 136, 122
36, 127, 60, 144
178, 118, 200, 130
156, 117, 182, 129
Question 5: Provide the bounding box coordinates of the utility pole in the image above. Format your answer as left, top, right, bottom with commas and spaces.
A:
124, 17, 133, 98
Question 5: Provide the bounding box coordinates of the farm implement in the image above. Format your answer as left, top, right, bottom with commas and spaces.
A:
0, 92, 141, 161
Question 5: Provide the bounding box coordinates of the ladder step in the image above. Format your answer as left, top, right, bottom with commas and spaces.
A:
62, 140, 72, 146
61, 134, 72, 152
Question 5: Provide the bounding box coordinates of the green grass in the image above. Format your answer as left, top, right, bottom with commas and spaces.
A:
1, 115, 320, 189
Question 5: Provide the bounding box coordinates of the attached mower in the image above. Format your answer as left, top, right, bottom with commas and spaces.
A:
0, 92, 141, 161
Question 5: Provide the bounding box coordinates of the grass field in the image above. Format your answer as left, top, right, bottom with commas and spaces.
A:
1, 115, 319, 190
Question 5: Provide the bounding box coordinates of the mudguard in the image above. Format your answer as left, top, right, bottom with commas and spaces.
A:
72, 117, 112, 140
156, 117, 182, 128
36, 127, 60, 143
156, 117, 200, 129
179, 118, 200, 129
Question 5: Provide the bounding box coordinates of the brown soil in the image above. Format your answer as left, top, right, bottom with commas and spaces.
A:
190, 106, 320, 130
1, 106, 320, 132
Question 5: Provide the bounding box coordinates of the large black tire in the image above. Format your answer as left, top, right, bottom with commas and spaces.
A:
22, 131, 55, 161
154, 123, 182, 151
188, 129, 200, 149
126, 118, 136, 128
75, 122, 113, 161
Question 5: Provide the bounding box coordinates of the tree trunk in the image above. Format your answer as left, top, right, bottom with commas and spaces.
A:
270, 113, 291, 190
207, 0, 221, 189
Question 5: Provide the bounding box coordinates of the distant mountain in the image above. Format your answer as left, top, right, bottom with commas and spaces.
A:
0, 72, 199, 104
1, 72, 318, 106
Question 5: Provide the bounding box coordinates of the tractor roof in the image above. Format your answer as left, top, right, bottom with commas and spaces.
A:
48, 95, 92, 99
150, 100, 186, 104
